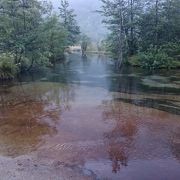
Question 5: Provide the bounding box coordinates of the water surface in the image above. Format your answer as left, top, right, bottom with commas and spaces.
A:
0, 54, 180, 179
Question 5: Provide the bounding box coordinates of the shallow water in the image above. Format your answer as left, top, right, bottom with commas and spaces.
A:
0, 54, 180, 179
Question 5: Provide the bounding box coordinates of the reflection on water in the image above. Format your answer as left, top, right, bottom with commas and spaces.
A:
0, 54, 180, 179
104, 103, 136, 173
103, 100, 138, 173
0, 101, 57, 156
0, 82, 75, 156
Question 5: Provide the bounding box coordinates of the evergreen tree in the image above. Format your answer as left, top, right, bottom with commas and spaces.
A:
139, 0, 180, 50
98, 0, 128, 67
59, 0, 80, 46
126, 0, 142, 55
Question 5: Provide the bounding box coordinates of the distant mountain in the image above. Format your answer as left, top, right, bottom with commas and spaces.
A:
50, 0, 107, 42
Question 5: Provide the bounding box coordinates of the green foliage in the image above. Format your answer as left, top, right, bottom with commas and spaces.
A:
105, 33, 128, 60
139, 0, 180, 51
138, 47, 173, 69
129, 42, 180, 69
161, 42, 180, 60
0, 0, 78, 79
99, 0, 180, 69
0, 53, 18, 79
99, 0, 142, 64
59, 0, 80, 45
40, 15, 68, 64
128, 55, 141, 66
98, 0, 128, 65
0, 0, 53, 72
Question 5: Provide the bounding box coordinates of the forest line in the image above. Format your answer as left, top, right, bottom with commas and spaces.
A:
0, 0, 180, 80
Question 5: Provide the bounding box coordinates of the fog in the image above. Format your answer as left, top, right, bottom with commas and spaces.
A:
49, 0, 106, 42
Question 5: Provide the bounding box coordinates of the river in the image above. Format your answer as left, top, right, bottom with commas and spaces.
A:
0, 54, 180, 180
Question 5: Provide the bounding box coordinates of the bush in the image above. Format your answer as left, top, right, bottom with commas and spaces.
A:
128, 55, 141, 66
161, 42, 180, 60
0, 53, 18, 80
138, 47, 173, 69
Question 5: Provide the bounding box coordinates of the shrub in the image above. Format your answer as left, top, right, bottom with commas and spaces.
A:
0, 53, 18, 80
161, 42, 180, 60
128, 55, 141, 66
138, 47, 173, 69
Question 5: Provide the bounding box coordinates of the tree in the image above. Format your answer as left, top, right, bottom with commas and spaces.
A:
139, 0, 180, 50
80, 34, 91, 57
99, 0, 180, 69
137, 0, 180, 69
98, 0, 143, 66
58, 0, 80, 46
126, 0, 142, 55
98, 0, 128, 67
162, 0, 180, 43
0, 0, 49, 67
139, 0, 163, 50
41, 15, 67, 64
0, 0, 69, 79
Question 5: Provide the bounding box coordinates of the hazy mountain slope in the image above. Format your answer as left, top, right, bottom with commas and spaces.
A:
50, 0, 107, 42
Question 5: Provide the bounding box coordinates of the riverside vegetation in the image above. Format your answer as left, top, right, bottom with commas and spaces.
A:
98, 0, 180, 69
0, 0, 80, 80
0, 0, 180, 80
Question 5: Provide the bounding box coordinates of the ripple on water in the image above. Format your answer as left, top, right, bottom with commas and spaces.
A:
142, 76, 180, 89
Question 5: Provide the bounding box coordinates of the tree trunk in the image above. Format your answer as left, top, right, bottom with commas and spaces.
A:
117, 0, 124, 68
155, 0, 159, 49
22, 0, 27, 31
130, 0, 135, 55
27, 57, 35, 71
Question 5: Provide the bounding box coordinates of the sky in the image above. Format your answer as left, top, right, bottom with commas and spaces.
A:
48, 0, 107, 42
